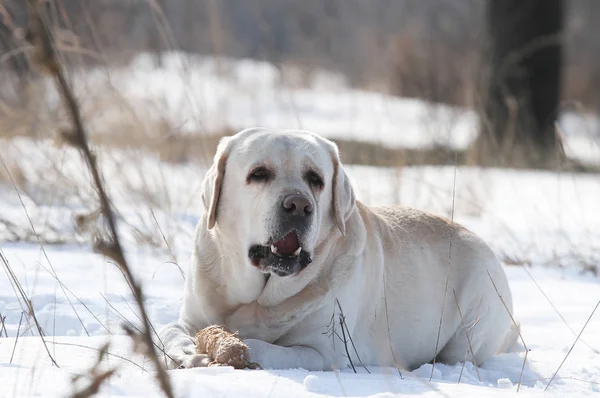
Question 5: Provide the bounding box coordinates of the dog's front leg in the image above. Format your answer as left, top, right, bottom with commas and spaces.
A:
244, 339, 329, 371
158, 322, 211, 369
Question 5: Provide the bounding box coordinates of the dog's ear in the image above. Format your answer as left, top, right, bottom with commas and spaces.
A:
201, 137, 232, 230
329, 143, 356, 236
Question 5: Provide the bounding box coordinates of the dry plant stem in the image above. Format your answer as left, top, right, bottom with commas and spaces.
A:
381, 269, 404, 379
46, 340, 148, 372
457, 350, 468, 384
10, 312, 25, 363
1, 250, 59, 367
71, 369, 116, 398
430, 152, 458, 382
148, 205, 183, 278
0, 156, 91, 336
452, 289, 481, 382
99, 294, 179, 365
338, 308, 356, 373
0, 312, 7, 337
486, 269, 528, 392
335, 299, 370, 374
70, 343, 117, 398
520, 264, 599, 354
25, 2, 174, 397
545, 299, 600, 391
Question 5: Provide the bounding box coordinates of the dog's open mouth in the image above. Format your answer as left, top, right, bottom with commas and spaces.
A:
271, 230, 302, 257
248, 230, 312, 277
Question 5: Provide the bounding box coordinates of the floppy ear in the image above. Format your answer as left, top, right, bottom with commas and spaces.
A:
201, 137, 231, 230
329, 145, 356, 236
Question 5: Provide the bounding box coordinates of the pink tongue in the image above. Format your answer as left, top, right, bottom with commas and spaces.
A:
273, 231, 300, 255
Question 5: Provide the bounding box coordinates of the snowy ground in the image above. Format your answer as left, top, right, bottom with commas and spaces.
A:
1, 138, 599, 396
1, 54, 600, 396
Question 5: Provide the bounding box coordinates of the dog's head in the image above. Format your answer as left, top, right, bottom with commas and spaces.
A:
201, 128, 355, 277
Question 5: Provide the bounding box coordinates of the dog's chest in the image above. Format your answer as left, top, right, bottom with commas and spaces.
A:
225, 302, 299, 343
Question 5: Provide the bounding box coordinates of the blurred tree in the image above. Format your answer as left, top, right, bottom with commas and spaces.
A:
479, 0, 564, 168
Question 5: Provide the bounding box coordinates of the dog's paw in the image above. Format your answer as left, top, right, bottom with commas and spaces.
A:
243, 338, 270, 369
177, 353, 211, 369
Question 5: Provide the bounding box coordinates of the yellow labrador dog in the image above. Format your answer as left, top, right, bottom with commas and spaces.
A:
159, 127, 517, 371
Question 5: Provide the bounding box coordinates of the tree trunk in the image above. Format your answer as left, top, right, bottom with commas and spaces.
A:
478, 0, 564, 168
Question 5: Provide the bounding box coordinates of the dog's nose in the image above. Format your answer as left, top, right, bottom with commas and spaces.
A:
282, 194, 313, 216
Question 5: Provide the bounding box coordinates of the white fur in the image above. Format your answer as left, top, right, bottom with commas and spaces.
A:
158, 127, 517, 371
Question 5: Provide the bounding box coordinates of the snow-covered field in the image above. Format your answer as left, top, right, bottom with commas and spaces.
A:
1, 53, 599, 397
9, 52, 600, 164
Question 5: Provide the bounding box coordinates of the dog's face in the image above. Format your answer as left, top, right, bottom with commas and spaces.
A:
201, 128, 355, 277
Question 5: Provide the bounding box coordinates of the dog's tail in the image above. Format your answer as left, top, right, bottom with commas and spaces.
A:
499, 320, 521, 353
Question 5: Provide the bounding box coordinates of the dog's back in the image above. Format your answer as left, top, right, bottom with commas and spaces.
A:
354, 203, 515, 369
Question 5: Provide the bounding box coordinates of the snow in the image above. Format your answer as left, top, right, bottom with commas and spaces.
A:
1, 54, 600, 396
1, 263, 599, 397
1, 142, 599, 396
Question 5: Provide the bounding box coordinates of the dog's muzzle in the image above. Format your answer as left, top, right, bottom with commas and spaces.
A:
248, 230, 312, 277
247, 193, 314, 277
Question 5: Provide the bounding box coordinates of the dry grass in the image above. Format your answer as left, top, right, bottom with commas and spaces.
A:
23, 1, 174, 396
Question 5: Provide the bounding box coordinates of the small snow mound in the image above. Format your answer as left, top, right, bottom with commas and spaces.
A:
412, 364, 442, 380
497, 378, 513, 389
303, 375, 320, 392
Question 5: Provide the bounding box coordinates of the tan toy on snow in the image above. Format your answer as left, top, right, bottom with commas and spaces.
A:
195, 325, 261, 369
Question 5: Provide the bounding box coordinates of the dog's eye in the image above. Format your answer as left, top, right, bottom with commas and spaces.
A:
247, 167, 272, 183
305, 170, 324, 189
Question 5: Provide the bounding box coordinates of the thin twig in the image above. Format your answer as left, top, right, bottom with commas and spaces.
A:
147, 204, 183, 279
0, 156, 90, 336
10, 312, 24, 363
452, 289, 481, 382
338, 309, 356, 373
486, 269, 528, 392
430, 151, 458, 382
335, 299, 370, 374
71, 369, 115, 398
382, 268, 404, 379
1, 250, 59, 367
121, 295, 162, 343
45, 340, 148, 373
545, 299, 600, 391
0, 312, 7, 337
98, 295, 179, 366
25, 2, 174, 396
99, 293, 139, 332
70, 342, 117, 398
457, 349, 468, 384
519, 265, 599, 354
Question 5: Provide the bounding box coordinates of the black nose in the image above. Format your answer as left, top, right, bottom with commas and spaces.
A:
282, 194, 313, 216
